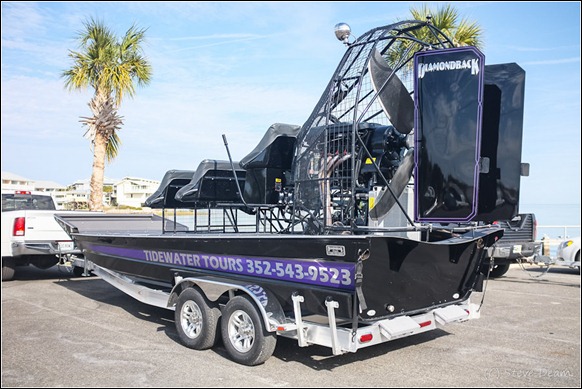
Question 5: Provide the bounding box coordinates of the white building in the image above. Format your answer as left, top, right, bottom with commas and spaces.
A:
113, 177, 160, 208
1, 172, 69, 209
66, 177, 119, 208
2, 171, 159, 210
33, 180, 68, 209
1, 171, 35, 191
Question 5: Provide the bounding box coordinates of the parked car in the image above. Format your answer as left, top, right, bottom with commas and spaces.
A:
556, 236, 580, 263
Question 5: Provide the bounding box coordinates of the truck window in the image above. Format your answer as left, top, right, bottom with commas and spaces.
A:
2, 193, 56, 211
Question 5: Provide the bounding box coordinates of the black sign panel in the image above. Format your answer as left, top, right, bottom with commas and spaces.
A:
414, 47, 485, 222
474, 63, 526, 222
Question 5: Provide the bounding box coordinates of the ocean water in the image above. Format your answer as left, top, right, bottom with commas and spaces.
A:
173, 203, 579, 258
175, 203, 580, 239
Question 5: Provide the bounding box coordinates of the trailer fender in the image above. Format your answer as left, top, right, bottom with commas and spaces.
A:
169, 276, 286, 332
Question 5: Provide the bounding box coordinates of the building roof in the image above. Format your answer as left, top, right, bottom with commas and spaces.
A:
117, 176, 160, 183
70, 177, 120, 185
34, 180, 66, 190
3, 171, 160, 190
1, 171, 33, 182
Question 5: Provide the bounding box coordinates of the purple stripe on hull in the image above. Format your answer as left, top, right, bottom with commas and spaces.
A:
88, 244, 356, 290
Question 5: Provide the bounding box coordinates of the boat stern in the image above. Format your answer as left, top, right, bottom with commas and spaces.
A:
359, 227, 502, 321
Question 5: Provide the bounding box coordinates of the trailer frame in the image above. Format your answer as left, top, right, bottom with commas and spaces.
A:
85, 260, 481, 365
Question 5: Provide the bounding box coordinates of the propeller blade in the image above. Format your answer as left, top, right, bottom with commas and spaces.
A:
369, 49, 414, 135
369, 150, 414, 220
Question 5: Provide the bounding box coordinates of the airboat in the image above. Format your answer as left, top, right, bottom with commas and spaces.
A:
56, 19, 527, 365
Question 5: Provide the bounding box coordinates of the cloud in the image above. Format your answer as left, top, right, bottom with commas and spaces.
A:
0, 2, 46, 40
503, 45, 580, 52
1, 76, 91, 139
167, 33, 276, 53
520, 57, 580, 66
165, 33, 265, 42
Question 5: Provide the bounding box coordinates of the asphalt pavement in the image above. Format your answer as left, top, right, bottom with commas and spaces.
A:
2, 263, 580, 387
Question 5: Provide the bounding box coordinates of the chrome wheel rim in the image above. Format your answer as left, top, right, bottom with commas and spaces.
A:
227, 309, 255, 353
181, 301, 203, 339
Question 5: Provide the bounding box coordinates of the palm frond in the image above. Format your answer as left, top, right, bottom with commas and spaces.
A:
455, 19, 483, 48
106, 131, 122, 162
408, 4, 482, 49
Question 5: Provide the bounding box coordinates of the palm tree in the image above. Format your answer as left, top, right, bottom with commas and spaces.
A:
386, 4, 483, 75
63, 18, 152, 211
409, 4, 483, 48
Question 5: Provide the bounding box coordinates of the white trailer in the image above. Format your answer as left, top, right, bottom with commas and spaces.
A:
86, 260, 481, 366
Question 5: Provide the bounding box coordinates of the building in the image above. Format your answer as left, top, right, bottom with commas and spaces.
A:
32, 180, 68, 209
66, 177, 119, 209
113, 176, 160, 208
1, 172, 68, 209
1, 171, 159, 210
1, 171, 35, 191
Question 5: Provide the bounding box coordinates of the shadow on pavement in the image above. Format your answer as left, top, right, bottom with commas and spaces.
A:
52, 273, 453, 369
7, 263, 78, 281
53, 275, 175, 327
269, 328, 450, 370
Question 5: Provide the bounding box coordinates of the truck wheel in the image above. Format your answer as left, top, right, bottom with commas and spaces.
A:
2, 257, 15, 281
175, 288, 221, 350
32, 256, 59, 270
489, 263, 511, 278
221, 295, 277, 366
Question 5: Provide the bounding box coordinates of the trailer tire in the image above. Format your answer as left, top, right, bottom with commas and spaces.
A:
221, 295, 276, 366
175, 288, 221, 350
2, 257, 15, 281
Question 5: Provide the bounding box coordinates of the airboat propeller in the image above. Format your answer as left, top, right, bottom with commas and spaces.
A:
368, 48, 414, 135
368, 150, 414, 221
365, 49, 416, 220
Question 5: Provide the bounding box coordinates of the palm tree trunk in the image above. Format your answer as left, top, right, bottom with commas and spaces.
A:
89, 131, 107, 211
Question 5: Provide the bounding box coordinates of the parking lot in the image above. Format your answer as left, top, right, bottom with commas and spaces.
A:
2, 263, 580, 387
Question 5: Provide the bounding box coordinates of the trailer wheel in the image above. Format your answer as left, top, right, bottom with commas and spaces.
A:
175, 288, 221, 350
221, 295, 276, 366
2, 257, 15, 281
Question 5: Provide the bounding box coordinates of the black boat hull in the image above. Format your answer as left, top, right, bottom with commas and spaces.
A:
70, 226, 502, 321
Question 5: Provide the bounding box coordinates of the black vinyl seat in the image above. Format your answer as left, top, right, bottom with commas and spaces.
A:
174, 160, 246, 206
143, 170, 196, 209
239, 123, 301, 204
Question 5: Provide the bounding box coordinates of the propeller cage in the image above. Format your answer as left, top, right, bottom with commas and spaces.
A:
290, 21, 457, 234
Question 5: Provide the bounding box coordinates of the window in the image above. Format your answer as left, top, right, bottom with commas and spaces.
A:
2, 193, 56, 212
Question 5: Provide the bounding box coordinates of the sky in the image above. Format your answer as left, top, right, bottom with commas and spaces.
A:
1, 1, 580, 221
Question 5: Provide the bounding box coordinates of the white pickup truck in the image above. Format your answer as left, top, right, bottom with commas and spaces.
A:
1, 190, 94, 281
